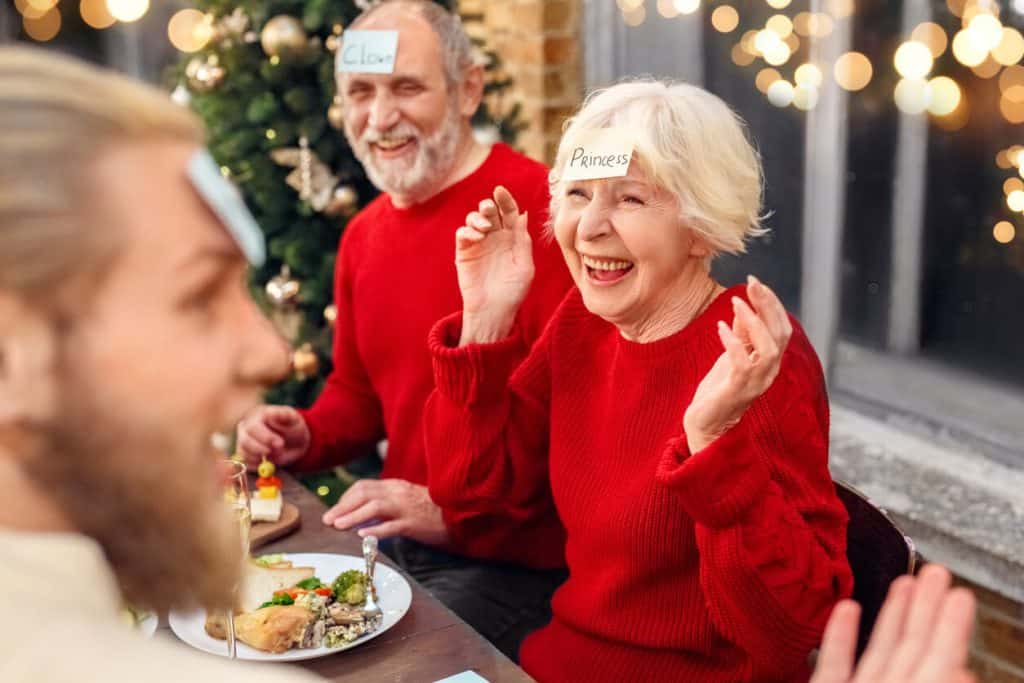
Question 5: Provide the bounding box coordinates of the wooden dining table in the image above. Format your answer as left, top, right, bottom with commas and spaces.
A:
162, 472, 534, 683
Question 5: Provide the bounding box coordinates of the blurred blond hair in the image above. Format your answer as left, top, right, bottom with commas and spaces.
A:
0, 47, 204, 298
550, 79, 767, 258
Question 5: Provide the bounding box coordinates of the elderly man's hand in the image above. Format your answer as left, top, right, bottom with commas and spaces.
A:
683, 275, 792, 453
236, 405, 310, 471
455, 185, 535, 345
811, 564, 976, 683
322, 479, 450, 547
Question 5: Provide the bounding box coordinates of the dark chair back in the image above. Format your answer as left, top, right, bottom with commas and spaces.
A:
834, 480, 917, 657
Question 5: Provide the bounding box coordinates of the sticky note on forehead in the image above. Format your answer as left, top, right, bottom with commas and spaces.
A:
561, 127, 635, 181
337, 30, 399, 74
187, 150, 266, 267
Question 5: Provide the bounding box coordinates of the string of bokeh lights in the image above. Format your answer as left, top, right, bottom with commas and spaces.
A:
618, 0, 1024, 245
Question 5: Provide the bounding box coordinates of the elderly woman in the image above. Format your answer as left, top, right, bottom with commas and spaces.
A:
422, 80, 853, 682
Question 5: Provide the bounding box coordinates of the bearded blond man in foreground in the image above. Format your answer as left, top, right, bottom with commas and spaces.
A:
0, 48, 314, 682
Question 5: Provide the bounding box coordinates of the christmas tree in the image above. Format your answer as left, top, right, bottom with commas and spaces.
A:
169, 0, 522, 412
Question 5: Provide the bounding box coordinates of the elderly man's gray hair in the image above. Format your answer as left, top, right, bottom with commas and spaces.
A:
351, 0, 477, 88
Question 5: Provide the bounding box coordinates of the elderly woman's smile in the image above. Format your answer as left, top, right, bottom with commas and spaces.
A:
554, 168, 715, 340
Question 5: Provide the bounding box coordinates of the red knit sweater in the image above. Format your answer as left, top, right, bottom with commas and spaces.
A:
424, 285, 853, 682
296, 144, 572, 566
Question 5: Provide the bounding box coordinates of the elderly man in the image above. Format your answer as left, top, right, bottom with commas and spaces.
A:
236, 0, 571, 658
0, 48, 313, 682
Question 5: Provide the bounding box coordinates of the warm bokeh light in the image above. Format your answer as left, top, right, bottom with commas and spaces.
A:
766, 0, 791, 8
1003, 178, 1024, 195
168, 9, 212, 53
895, 41, 934, 79
834, 52, 873, 91
971, 57, 1002, 79
754, 29, 780, 55
622, 5, 646, 27
911, 22, 949, 58
80, 0, 116, 28
616, 0, 643, 11
763, 42, 792, 66
895, 78, 931, 115
766, 14, 793, 38
767, 79, 795, 107
993, 221, 1016, 244
740, 30, 759, 55
756, 67, 782, 94
106, 0, 150, 23
22, 7, 60, 41
952, 28, 989, 67
992, 28, 1024, 66
13, 0, 47, 19
999, 65, 1024, 94
1007, 190, 1024, 212
946, 0, 967, 16
927, 76, 962, 116
793, 85, 819, 111
1010, 146, 1024, 167
732, 43, 756, 67
966, 13, 1004, 52
711, 6, 739, 33
1000, 94, 1024, 124
808, 13, 834, 38
673, 0, 701, 14
1006, 85, 1024, 103
795, 63, 824, 89
997, 150, 1012, 169
784, 33, 800, 52
828, 0, 855, 19
25, 0, 58, 12
656, 0, 680, 18
793, 12, 812, 37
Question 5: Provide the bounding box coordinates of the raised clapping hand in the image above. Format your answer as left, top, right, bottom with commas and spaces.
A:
811, 564, 977, 683
683, 275, 792, 453
236, 405, 311, 470
455, 186, 535, 346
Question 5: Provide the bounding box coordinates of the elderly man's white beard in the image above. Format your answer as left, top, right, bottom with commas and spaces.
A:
348, 104, 462, 203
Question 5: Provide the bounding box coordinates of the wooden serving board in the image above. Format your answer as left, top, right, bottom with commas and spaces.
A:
250, 502, 301, 549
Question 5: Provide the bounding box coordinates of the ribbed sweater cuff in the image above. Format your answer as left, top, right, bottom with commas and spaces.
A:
428, 311, 529, 407
656, 424, 772, 528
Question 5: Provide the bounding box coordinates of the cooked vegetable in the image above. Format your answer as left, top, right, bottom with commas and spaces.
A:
331, 569, 370, 606
295, 577, 324, 590
258, 591, 296, 609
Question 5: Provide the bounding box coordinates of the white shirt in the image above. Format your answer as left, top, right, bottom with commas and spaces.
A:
0, 530, 320, 682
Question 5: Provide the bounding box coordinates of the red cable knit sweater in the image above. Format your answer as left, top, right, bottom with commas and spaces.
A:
424, 285, 853, 682
296, 144, 572, 567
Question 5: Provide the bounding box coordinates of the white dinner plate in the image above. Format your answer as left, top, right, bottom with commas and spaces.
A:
168, 553, 412, 662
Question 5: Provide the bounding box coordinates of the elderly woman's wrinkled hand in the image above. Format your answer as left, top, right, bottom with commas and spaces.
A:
683, 276, 793, 453
810, 564, 976, 683
454, 185, 535, 345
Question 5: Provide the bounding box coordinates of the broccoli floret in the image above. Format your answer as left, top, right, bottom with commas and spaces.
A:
343, 582, 366, 606
331, 570, 367, 605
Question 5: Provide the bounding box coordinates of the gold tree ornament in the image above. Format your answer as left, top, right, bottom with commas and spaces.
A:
292, 343, 320, 380
325, 185, 358, 217
327, 98, 345, 129
270, 142, 339, 211
265, 265, 301, 307
188, 59, 225, 92
324, 304, 338, 328
260, 15, 308, 59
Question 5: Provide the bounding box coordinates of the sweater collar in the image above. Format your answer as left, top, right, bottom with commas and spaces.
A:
615, 284, 748, 361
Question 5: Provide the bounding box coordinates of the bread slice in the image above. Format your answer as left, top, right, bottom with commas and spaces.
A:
237, 561, 315, 613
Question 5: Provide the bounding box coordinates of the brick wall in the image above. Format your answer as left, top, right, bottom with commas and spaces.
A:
461, 0, 582, 165
957, 576, 1024, 683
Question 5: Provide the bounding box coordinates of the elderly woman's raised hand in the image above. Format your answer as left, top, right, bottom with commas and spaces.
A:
455, 186, 535, 346
683, 276, 792, 453
810, 564, 976, 683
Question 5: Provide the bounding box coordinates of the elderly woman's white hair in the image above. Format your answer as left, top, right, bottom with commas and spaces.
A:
550, 79, 767, 257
